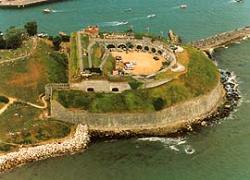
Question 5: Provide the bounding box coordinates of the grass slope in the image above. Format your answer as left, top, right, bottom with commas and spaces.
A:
0, 39, 68, 104
0, 102, 72, 152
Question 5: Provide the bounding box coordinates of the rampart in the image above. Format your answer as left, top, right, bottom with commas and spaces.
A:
50, 81, 225, 135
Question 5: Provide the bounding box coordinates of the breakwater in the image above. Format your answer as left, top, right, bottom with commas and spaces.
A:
0, 124, 89, 173
191, 26, 250, 52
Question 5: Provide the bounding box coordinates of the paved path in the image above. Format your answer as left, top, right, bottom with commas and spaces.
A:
77, 32, 84, 72
87, 41, 95, 68
0, 98, 16, 115
99, 50, 110, 70
0, 95, 48, 116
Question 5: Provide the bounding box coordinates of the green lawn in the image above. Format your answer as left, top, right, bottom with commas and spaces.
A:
80, 35, 89, 49
91, 43, 105, 68
0, 39, 68, 104
69, 32, 79, 81
102, 55, 116, 76
54, 46, 219, 113
0, 38, 33, 61
0, 102, 72, 152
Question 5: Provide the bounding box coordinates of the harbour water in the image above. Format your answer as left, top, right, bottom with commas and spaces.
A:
1, 0, 250, 179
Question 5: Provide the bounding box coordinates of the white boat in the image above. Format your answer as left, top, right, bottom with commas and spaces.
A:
147, 14, 156, 18
119, 21, 128, 25
180, 4, 188, 9
43, 8, 52, 13
124, 8, 132, 12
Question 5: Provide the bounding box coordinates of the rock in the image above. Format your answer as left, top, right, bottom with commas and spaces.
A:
168, 30, 182, 45
201, 121, 207, 127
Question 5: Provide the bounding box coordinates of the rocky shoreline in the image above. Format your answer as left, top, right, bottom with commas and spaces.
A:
198, 69, 240, 126
90, 69, 240, 139
0, 124, 89, 174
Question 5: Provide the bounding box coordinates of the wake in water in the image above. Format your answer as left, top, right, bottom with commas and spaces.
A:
99, 21, 129, 27
137, 137, 195, 155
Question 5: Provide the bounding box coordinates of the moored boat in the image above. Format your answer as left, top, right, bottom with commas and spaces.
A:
180, 4, 188, 9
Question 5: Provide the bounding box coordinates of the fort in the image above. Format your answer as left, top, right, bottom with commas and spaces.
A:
46, 26, 225, 136
0, 24, 242, 172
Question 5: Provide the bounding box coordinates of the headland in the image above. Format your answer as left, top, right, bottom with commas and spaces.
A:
0, 23, 242, 173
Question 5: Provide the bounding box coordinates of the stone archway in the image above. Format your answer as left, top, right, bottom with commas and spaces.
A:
87, 88, 95, 92
151, 47, 156, 53
107, 44, 116, 49
111, 87, 119, 92
144, 46, 149, 51
118, 44, 127, 49
157, 50, 163, 55
136, 45, 143, 50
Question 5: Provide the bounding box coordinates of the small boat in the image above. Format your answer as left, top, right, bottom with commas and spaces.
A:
147, 14, 156, 18
235, 0, 243, 2
120, 21, 128, 25
43, 8, 53, 13
124, 8, 132, 12
180, 4, 188, 9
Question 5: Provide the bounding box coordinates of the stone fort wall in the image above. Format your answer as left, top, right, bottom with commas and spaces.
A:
50, 81, 225, 134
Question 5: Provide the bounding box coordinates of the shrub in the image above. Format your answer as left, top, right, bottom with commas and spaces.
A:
128, 79, 143, 90
153, 97, 165, 111
0, 96, 9, 103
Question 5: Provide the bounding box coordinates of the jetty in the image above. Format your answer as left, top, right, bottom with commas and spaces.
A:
0, 0, 62, 8
192, 26, 250, 53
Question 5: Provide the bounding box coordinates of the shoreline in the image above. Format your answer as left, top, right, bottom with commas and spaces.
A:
0, 0, 64, 8
0, 69, 240, 174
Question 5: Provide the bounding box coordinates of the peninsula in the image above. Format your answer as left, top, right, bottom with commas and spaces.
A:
0, 23, 241, 173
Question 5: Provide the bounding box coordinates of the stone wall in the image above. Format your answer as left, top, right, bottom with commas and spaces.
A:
70, 80, 131, 93
51, 82, 225, 134
192, 26, 250, 51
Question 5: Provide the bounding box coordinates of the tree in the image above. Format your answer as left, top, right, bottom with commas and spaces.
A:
24, 21, 38, 36
52, 36, 62, 50
0, 33, 5, 49
5, 27, 24, 49
153, 97, 165, 111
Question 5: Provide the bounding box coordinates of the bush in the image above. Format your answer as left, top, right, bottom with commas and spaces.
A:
24, 21, 38, 36
128, 79, 143, 90
153, 97, 165, 111
0, 96, 9, 103
52, 36, 62, 50
5, 27, 25, 49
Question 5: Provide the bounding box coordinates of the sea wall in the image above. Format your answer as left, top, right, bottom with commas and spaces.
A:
0, 124, 89, 173
191, 26, 250, 51
51, 82, 225, 135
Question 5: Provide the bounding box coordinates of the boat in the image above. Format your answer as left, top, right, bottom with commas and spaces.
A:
42, 8, 52, 13
121, 21, 128, 25
147, 14, 156, 18
180, 4, 188, 9
124, 8, 132, 12
235, 0, 243, 2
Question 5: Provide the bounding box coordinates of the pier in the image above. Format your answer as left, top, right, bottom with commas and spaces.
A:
0, 0, 62, 8
192, 26, 250, 52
